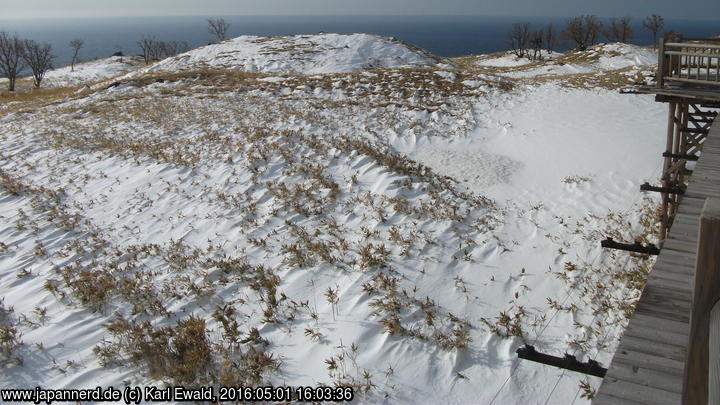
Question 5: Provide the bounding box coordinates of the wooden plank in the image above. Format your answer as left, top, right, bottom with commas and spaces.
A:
605, 361, 683, 393
640, 283, 694, 303
648, 260, 693, 279
661, 236, 698, 254
624, 320, 689, 347
628, 312, 690, 336
611, 346, 686, 374
617, 334, 687, 362
634, 302, 690, 324
595, 378, 682, 405
665, 219, 698, 239
645, 273, 693, 294
653, 252, 697, 274
594, 391, 648, 405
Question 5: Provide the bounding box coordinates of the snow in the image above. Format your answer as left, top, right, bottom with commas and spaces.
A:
43, 56, 144, 88
409, 83, 665, 214
0, 37, 668, 405
478, 44, 656, 81
595, 43, 657, 70
137, 33, 440, 75
476, 52, 537, 67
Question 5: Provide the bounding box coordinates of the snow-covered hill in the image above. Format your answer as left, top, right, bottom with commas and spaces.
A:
139, 33, 442, 75
43, 55, 146, 88
0, 34, 666, 404
470, 43, 657, 82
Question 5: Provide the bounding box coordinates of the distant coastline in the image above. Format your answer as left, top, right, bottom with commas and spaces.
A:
0, 15, 717, 67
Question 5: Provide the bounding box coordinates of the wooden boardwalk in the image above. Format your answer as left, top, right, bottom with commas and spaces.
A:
595, 117, 720, 404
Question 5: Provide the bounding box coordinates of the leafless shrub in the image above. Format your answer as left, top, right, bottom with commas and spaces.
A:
208, 18, 230, 41
562, 15, 603, 51
605, 17, 633, 43
545, 24, 557, 54
530, 29, 544, 61
137, 36, 162, 65
643, 14, 665, 45
160, 40, 190, 58
507, 23, 530, 58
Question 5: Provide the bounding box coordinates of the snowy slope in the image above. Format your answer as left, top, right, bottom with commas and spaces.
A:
42, 56, 145, 88
140, 33, 441, 75
0, 38, 666, 405
474, 43, 656, 81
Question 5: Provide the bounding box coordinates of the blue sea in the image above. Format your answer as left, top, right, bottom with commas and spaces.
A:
0, 15, 717, 68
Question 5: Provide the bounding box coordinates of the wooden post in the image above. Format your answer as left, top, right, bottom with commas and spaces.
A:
682, 198, 720, 405
658, 37, 667, 88
679, 103, 689, 185
661, 102, 677, 239
670, 103, 684, 223
710, 302, 720, 405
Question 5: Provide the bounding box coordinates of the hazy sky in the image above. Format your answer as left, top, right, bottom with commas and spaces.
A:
3, 0, 719, 20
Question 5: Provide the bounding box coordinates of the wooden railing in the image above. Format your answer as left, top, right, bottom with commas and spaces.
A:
683, 198, 720, 405
658, 38, 720, 88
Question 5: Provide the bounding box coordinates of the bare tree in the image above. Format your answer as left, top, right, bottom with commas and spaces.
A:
69, 39, 83, 72
22, 40, 54, 88
137, 36, 162, 65
643, 14, 665, 45
544, 24, 557, 54
561, 15, 603, 51
207, 17, 230, 42
605, 16, 634, 43
0, 31, 25, 91
507, 22, 530, 58
530, 29, 544, 61
159, 40, 190, 58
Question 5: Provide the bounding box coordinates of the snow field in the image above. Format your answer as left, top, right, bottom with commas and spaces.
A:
0, 34, 666, 404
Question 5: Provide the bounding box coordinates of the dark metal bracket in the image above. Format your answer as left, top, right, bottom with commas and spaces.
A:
662, 151, 699, 161
516, 345, 607, 378
640, 182, 685, 195
601, 238, 661, 255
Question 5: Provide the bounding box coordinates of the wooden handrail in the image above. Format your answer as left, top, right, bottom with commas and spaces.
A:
683, 198, 720, 405
665, 51, 720, 58
658, 37, 666, 88
658, 38, 720, 87
710, 301, 720, 405
666, 42, 720, 50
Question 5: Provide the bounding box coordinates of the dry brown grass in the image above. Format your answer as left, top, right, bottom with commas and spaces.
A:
0, 298, 23, 366
96, 314, 212, 385
0, 86, 91, 115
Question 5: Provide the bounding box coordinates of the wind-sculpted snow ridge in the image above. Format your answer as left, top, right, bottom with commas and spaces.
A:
139, 33, 443, 75
0, 37, 667, 405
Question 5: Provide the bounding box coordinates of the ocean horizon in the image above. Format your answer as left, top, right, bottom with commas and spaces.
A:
0, 14, 717, 68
